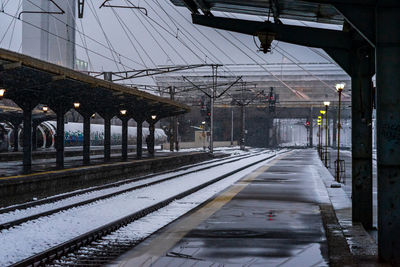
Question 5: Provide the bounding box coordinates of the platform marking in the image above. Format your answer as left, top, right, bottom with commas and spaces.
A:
114, 152, 289, 267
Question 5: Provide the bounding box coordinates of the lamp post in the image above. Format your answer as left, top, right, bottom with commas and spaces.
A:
202, 121, 206, 150
335, 83, 345, 182
319, 111, 325, 160
317, 116, 322, 157
323, 102, 330, 167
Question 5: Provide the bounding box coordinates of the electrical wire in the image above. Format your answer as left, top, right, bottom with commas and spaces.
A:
22, 0, 145, 68
87, 0, 125, 72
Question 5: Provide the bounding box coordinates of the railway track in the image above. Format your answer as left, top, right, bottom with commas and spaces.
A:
0, 150, 270, 231
2, 150, 285, 266
0, 151, 251, 215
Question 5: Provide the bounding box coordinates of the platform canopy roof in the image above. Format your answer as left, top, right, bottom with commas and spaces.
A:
0, 48, 189, 119
171, 0, 344, 24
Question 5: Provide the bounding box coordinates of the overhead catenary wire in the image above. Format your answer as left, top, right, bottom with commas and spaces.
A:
158, 0, 237, 65
87, 0, 125, 72
14, 0, 146, 68
0, 0, 21, 46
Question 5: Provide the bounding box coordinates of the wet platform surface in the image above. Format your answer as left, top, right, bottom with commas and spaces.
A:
325, 149, 378, 235
115, 150, 331, 266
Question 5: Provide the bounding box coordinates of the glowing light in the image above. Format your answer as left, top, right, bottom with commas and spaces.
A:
151, 115, 157, 120
336, 83, 345, 92
42, 106, 49, 113
120, 109, 127, 115
73, 102, 80, 109
0, 88, 5, 99
324, 101, 330, 107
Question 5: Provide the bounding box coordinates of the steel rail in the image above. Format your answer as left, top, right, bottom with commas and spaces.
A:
0, 151, 271, 230
0, 152, 248, 214
10, 151, 282, 267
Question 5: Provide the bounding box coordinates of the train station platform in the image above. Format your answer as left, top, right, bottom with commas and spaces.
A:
113, 149, 381, 266
0, 145, 138, 162
0, 145, 143, 177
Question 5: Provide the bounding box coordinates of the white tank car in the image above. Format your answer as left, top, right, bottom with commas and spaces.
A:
40, 121, 167, 148
0, 122, 168, 151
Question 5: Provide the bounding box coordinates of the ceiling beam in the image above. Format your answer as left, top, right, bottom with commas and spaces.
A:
192, 14, 351, 50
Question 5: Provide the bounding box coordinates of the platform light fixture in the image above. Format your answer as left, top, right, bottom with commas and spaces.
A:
324, 101, 330, 107
151, 115, 157, 120
73, 102, 80, 109
202, 121, 205, 125
42, 105, 49, 113
0, 88, 5, 99
336, 83, 345, 92
120, 109, 127, 115
91, 113, 96, 118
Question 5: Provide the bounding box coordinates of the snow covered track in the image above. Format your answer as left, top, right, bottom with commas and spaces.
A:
0, 152, 265, 231
2, 150, 285, 266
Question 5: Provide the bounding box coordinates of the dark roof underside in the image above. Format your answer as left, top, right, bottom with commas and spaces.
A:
171, 0, 343, 24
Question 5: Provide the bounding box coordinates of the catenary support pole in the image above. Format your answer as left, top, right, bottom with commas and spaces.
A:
231, 108, 234, 146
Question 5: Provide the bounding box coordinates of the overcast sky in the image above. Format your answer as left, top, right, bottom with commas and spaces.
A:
0, 0, 343, 85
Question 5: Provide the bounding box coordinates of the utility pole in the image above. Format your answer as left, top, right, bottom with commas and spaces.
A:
210, 65, 217, 154
231, 108, 234, 146
169, 86, 177, 151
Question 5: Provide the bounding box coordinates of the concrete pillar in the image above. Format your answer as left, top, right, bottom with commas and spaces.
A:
136, 121, 143, 159
56, 111, 65, 169
376, 4, 400, 263
121, 118, 128, 161
148, 122, 155, 157
12, 123, 19, 152
351, 46, 374, 230
32, 123, 38, 151
104, 115, 111, 162
83, 114, 91, 164
22, 108, 32, 173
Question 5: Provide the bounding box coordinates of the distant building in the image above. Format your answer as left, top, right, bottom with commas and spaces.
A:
75, 58, 88, 71
22, 0, 76, 69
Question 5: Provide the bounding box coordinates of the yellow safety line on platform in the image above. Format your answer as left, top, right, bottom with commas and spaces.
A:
115, 152, 289, 267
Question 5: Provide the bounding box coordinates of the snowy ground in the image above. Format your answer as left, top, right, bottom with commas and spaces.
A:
0, 149, 279, 266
